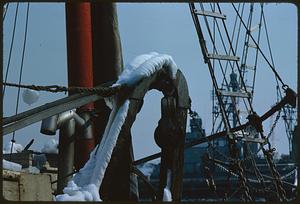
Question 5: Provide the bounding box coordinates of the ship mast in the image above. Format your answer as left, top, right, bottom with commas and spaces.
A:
64, 2, 138, 201
60, 2, 95, 194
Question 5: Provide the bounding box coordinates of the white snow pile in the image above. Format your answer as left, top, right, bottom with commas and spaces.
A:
163, 169, 173, 202
3, 141, 24, 154
3, 159, 22, 172
41, 139, 59, 154
56, 181, 100, 201
22, 166, 40, 174
114, 52, 177, 86
56, 52, 179, 201
137, 162, 156, 180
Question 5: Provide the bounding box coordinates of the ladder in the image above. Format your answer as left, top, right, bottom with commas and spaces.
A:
189, 3, 258, 201
239, 3, 263, 103
189, 2, 253, 131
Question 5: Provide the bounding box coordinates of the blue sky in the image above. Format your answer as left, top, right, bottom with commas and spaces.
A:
3, 3, 297, 160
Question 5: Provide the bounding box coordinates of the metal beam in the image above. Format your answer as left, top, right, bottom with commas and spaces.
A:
3, 80, 114, 126
131, 166, 157, 201
3, 91, 105, 136
218, 90, 251, 98
133, 94, 293, 165
194, 9, 226, 19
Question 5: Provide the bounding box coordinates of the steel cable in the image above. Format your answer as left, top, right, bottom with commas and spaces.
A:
231, 3, 288, 89
3, 3, 10, 21
3, 3, 20, 96
10, 3, 30, 158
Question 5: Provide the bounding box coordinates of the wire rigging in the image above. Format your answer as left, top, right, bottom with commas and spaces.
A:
3, 3, 20, 97
10, 3, 30, 158
249, 3, 264, 104
3, 3, 10, 21
261, 6, 297, 155
231, 3, 288, 89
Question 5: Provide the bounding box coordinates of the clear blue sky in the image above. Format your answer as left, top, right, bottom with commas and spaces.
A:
3, 3, 297, 160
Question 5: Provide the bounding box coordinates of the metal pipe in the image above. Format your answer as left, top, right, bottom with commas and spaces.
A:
74, 111, 95, 169
57, 119, 75, 194
40, 115, 59, 135
57, 110, 76, 128
72, 112, 86, 127
3, 91, 104, 136
40, 110, 86, 135
2, 80, 115, 126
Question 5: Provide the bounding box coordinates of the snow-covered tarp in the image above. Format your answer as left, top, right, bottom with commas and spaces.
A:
56, 52, 178, 201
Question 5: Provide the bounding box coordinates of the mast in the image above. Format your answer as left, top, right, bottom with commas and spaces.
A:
90, 2, 138, 201
65, 2, 95, 171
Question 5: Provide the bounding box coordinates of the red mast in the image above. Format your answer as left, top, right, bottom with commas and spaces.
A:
65, 2, 95, 169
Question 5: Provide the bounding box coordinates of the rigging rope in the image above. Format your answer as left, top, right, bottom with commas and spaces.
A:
190, 3, 291, 201
189, 3, 233, 136
249, 3, 263, 104
216, 3, 255, 113
3, 3, 10, 21
3, 3, 20, 96
10, 2, 30, 158
3, 81, 126, 97
230, 4, 289, 200
209, 3, 245, 135
190, 3, 256, 201
231, 3, 288, 90
262, 5, 296, 150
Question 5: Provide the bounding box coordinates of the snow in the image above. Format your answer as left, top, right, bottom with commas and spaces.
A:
3, 141, 23, 154
56, 52, 179, 201
138, 162, 156, 179
105, 52, 178, 109
73, 100, 129, 188
41, 139, 58, 154
163, 169, 173, 201
22, 166, 40, 174
22, 88, 39, 105
115, 52, 178, 86
3, 159, 22, 172
56, 181, 101, 201
56, 99, 129, 201
294, 167, 298, 186
163, 188, 172, 202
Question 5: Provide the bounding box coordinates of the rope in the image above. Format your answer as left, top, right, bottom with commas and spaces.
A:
3, 3, 10, 21
3, 2, 19, 96
254, 109, 281, 155
266, 109, 281, 139
190, 3, 253, 200
3, 81, 126, 97
250, 3, 264, 104
262, 6, 296, 152
216, 3, 255, 113
189, 3, 232, 133
231, 3, 288, 89
220, 3, 244, 90
10, 3, 30, 158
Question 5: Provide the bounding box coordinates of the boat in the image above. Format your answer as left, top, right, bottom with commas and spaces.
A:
2, 2, 298, 202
